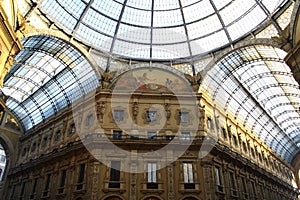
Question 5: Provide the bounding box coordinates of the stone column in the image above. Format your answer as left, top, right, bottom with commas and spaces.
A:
167, 164, 175, 200
201, 161, 214, 200
130, 161, 137, 200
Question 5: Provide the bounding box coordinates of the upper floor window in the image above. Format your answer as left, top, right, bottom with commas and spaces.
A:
241, 177, 248, 198
58, 170, 67, 194
86, 114, 94, 126
258, 153, 262, 162
76, 164, 85, 190
31, 142, 36, 152
215, 166, 223, 192
69, 123, 76, 134
183, 162, 195, 189
147, 162, 158, 189
181, 132, 191, 141
227, 126, 232, 136
54, 130, 61, 141
232, 135, 238, 146
251, 148, 256, 158
109, 161, 121, 188
221, 127, 227, 139
113, 110, 124, 122
43, 174, 51, 197
148, 131, 157, 140
20, 182, 26, 199
207, 117, 214, 130
42, 137, 48, 148
147, 162, 157, 183
242, 142, 247, 152
229, 172, 237, 196
113, 130, 122, 139
30, 178, 38, 199
179, 112, 189, 123
146, 111, 157, 122
251, 181, 257, 198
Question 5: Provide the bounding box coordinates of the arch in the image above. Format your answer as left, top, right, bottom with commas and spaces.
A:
22, 28, 102, 79
0, 132, 16, 195
201, 38, 283, 79
289, 0, 300, 46
141, 195, 164, 200
144, 197, 161, 200
3, 35, 100, 130
112, 63, 189, 84
180, 196, 201, 200
109, 63, 193, 93
103, 195, 124, 200
200, 43, 300, 163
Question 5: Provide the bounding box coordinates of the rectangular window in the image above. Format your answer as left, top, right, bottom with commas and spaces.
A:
259, 184, 264, 199
86, 114, 94, 126
10, 185, 16, 199
76, 164, 85, 190
43, 174, 51, 197
20, 182, 26, 199
30, 178, 37, 199
183, 162, 195, 189
113, 130, 122, 139
146, 111, 157, 122
147, 162, 158, 189
230, 172, 237, 197
215, 167, 223, 192
69, 123, 76, 134
181, 132, 191, 141
147, 162, 157, 182
232, 135, 238, 146
229, 172, 236, 189
207, 117, 214, 130
227, 126, 232, 136
241, 177, 247, 194
241, 177, 249, 198
58, 170, 67, 194
179, 112, 189, 123
221, 127, 227, 139
251, 181, 257, 197
148, 131, 157, 140
54, 130, 61, 141
109, 161, 120, 188
183, 163, 193, 183
113, 110, 124, 122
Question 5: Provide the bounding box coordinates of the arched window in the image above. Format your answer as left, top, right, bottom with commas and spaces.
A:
105, 196, 122, 200
144, 197, 160, 200
183, 197, 198, 200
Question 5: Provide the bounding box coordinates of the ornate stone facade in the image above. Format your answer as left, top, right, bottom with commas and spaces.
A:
2, 69, 297, 200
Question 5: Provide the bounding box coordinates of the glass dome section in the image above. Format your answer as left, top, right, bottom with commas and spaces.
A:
37, 0, 289, 61
201, 45, 300, 162
1, 36, 99, 130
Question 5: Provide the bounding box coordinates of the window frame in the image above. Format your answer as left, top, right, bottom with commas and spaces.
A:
113, 110, 124, 122
179, 111, 189, 123
146, 111, 157, 122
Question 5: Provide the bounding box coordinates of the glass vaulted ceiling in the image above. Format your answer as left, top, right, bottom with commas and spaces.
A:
31, 0, 289, 60
1, 35, 99, 130
201, 45, 300, 163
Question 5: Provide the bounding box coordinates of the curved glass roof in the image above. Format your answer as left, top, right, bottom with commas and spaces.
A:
1, 35, 99, 130
32, 0, 289, 61
201, 45, 300, 162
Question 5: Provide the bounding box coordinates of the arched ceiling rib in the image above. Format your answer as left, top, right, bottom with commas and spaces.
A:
201, 45, 300, 162
1, 35, 99, 131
